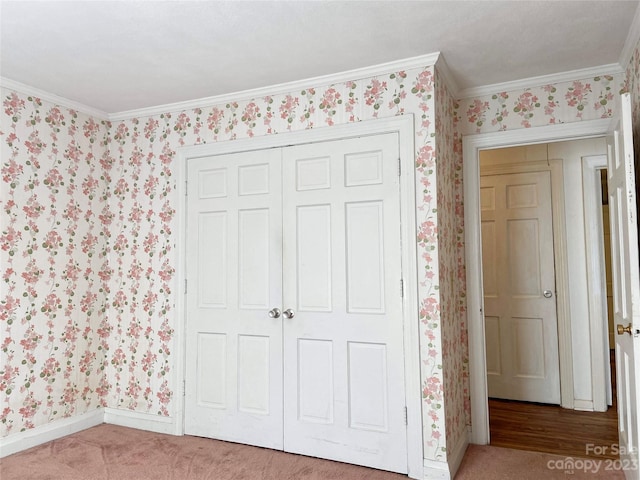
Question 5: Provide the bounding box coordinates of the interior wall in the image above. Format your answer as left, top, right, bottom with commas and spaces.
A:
0, 92, 111, 434
479, 138, 607, 407
435, 70, 469, 458
1, 65, 459, 466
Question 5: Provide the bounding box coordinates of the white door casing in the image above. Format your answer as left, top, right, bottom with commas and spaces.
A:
281, 134, 408, 472
481, 170, 561, 404
182, 125, 416, 475
607, 93, 640, 479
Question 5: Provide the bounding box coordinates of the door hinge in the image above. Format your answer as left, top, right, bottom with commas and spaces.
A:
404, 406, 408, 425
398, 157, 402, 177
185, 180, 188, 196
400, 278, 404, 298
184, 279, 188, 295
183, 380, 186, 397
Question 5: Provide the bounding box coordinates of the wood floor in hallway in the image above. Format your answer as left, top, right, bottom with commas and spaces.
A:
489, 351, 619, 460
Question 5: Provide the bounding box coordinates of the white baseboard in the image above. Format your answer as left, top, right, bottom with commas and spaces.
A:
103, 408, 179, 435
423, 458, 452, 480
573, 399, 595, 412
447, 428, 470, 479
0, 408, 104, 458
422, 429, 469, 480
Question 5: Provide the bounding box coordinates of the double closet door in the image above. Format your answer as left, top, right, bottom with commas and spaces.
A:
184, 133, 408, 473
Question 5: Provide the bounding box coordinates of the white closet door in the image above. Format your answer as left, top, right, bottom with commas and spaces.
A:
184, 149, 284, 449
281, 133, 408, 473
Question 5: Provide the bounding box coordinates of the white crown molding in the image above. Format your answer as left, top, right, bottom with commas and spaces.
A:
0, 77, 110, 120
619, 1, 640, 71
457, 63, 624, 100
109, 53, 441, 121
434, 54, 460, 99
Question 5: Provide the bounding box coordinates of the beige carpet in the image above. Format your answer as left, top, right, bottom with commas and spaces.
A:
0, 424, 626, 479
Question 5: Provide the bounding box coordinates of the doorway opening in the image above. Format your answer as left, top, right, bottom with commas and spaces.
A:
478, 140, 618, 458
463, 119, 624, 445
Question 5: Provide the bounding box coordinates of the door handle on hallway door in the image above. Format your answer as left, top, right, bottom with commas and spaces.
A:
617, 323, 633, 335
268, 308, 281, 319
543, 290, 553, 298
283, 309, 295, 319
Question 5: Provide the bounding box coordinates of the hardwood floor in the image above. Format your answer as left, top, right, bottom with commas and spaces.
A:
489, 351, 619, 460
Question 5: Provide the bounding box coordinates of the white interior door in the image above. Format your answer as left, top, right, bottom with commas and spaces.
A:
607, 92, 640, 479
184, 132, 408, 474
481, 170, 561, 404
184, 149, 284, 449
281, 134, 408, 473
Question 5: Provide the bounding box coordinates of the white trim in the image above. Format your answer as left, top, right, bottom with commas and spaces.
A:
103, 408, 178, 435
619, 2, 640, 72
423, 458, 453, 480
573, 399, 596, 412
176, 115, 423, 477
458, 64, 624, 100
464, 119, 613, 445
549, 158, 575, 410
434, 55, 460, 99
582, 154, 611, 413
110, 53, 440, 120
0, 77, 110, 120
446, 429, 469, 480
0, 409, 104, 458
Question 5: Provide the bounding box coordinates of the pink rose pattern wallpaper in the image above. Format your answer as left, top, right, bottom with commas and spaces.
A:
1, 66, 459, 461
434, 71, 469, 453
3, 42, 639, 464
624, 44, 640, 156
458, 75, 619, 136
1, 94, 111, 433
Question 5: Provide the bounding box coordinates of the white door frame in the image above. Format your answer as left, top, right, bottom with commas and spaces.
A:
464, 118, 613, 444
173, 115, 424, 477
582, 155, 613, 412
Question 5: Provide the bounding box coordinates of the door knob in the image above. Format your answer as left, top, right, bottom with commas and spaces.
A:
543, 290, 553, 298
283, 309, 295, 319
268, 308, 281, 319
617, 323, 633, 335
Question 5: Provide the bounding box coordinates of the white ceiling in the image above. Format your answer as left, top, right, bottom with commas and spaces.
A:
2, 0, 639, 114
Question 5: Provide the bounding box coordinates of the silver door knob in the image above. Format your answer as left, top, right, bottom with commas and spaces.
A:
543, 290, 553, 298
268, 308, 281, 318
283, 309, 295, 319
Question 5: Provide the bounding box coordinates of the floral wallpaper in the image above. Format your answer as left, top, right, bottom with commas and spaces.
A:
1, 92, 111, 434
434, 71, 469, 455
623, 38, 640, 178
1, 65, 456, 462
106, 66, 453, 461
458, 74, 620, 136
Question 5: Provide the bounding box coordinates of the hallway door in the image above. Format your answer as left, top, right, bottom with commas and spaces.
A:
481, 170, 561, 404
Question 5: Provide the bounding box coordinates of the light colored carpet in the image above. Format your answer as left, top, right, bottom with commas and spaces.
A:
0, 424, 626, 479
456, 444, 625, 479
